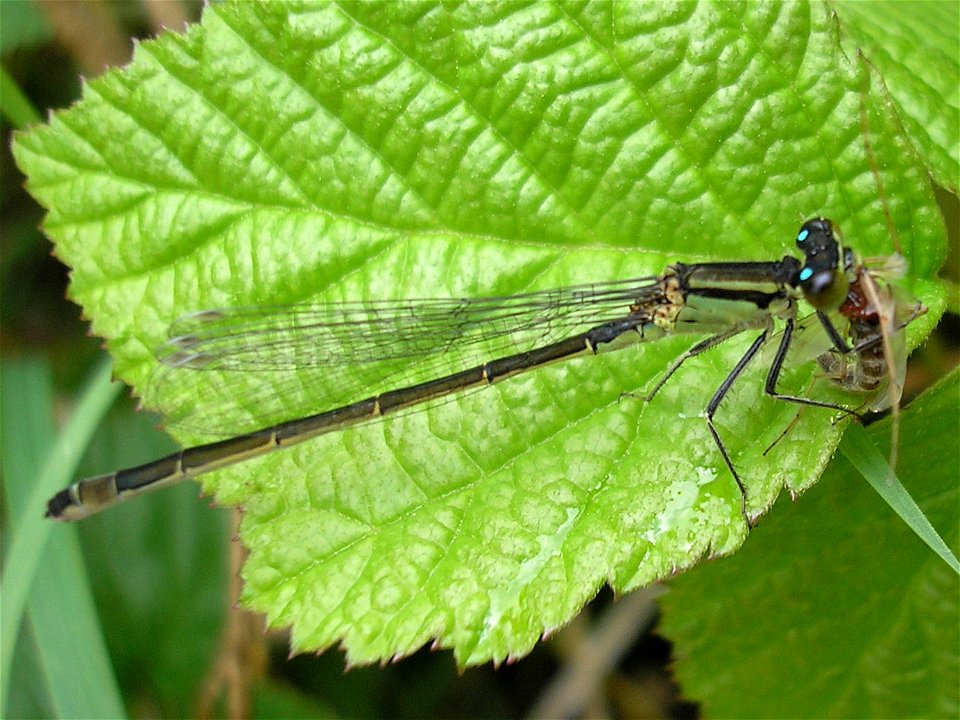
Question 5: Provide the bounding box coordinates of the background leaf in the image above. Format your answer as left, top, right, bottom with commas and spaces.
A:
12, 1, 947, 666
833, 0, 960, 191
660, 369, 960, 719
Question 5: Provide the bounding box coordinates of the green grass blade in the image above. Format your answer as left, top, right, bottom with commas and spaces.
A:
0, 65, 41, 127
0, 358, 125, 719
840, 421, 960, 575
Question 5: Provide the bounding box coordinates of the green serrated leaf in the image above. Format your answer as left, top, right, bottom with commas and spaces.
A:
13, 1, 948, 666
833, 0, 960, 191
660, 369, 959, 719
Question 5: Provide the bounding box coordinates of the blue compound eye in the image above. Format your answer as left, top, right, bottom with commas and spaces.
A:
797, 228, 810, 244
799, 267, 813, 282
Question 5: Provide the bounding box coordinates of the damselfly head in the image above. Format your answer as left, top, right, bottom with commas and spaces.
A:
796, 218, 849, 311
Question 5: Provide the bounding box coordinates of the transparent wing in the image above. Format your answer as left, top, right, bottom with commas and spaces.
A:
780, 311, 840, 368
157, 277, 659, 371
147, 276, 664, 438
862, 269, 915, 414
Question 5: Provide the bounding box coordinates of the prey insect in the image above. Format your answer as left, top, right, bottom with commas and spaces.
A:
816, 242, 925, 471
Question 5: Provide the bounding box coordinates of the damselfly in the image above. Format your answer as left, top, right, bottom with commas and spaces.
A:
46, 218, 913, 523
